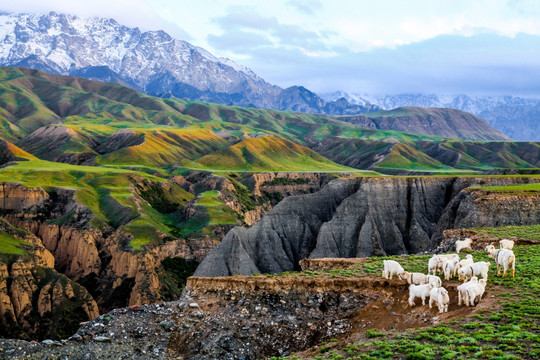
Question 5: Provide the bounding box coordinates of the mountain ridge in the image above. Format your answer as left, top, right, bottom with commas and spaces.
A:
337, 106, 509, 141
0, 12, 377, 116
322, 92, 540, 141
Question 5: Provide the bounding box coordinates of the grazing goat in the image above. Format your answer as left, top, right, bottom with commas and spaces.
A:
443, 258, 459, 280
458, 261, 490, 281
382, 260, 404, 279
426, 275, 442, 288
465, 279, 487, 306
408, 283, 433, 307
399, 271, 429, 285
455, 237, 473, 253
458, 254, 474, 270
499, 239, 515, 250
428, 255, 442, 275
429, 254, 458, 275
429, 286, 450, 313
487, 246, 516, 278
457, 277, 478, 306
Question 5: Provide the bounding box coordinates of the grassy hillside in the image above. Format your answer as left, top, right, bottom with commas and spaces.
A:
374, 143, 453, 171
96, 128, 231, 167
338, 106, 510, 141
1, 66, 540, 174
272, 231, 540, 360
0, 159, 193, 248
193, 136, 361, 172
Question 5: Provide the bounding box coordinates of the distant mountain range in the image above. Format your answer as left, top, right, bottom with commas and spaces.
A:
337, 107, 508, 141
1, 11, 539, 141
0, 66, 534, 175
322, 92, 540, 141
0, 12, 376, 115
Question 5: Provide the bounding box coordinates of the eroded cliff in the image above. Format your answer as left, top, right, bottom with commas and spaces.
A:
0, 172, 331, 339
195, 176, 540, 277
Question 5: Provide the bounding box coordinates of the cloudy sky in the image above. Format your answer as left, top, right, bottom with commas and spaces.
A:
2, 0, 540, 96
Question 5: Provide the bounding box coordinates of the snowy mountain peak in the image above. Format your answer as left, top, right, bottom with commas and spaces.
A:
0, 11, 271, 99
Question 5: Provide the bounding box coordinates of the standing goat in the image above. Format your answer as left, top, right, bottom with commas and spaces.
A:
455, 238, 473, 253
486, 245, 516, 278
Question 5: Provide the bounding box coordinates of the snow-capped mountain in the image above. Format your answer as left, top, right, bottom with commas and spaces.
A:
0, 12, 281, 107
321, 92, 540, 141
0, 12, 375, 115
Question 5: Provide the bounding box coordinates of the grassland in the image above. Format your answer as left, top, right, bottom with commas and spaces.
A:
374, 143, 453, 171
0, 159, 194, 250
0, 230, 28, 255
193, 136, 358, 172
195, 190, 237, 225
2, 67, 540, 174
269, 225, 540, 360
471, 183, 540, 193
177, 190, 238, 237
467, 224, 540, 242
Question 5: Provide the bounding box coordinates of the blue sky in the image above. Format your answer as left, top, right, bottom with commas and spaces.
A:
2, 0, 540, 96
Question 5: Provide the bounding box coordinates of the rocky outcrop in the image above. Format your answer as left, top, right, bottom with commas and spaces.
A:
194, 180, 361, 276
0, 183, 49, 210
0, 259, 99, 340
0, 269, 481, 359
0, 220, 99, 340
196, 177, 540, 277
244, 172, 334, 198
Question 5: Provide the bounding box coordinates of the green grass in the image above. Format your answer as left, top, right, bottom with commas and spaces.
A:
471, 183, 540, 192
0, 159, 189, 249
195, 190, 237, 225
175, 190, 238, 237
0, 230, 29, 255
95, 128, 231, 167
276, 243, 540, 360
193, 136, 361, 173
3, 67, 540, 174
467, 225, 540, 242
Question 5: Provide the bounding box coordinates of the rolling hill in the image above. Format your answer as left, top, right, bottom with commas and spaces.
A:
337, 106, 509, 141
193, 136, 362, 172
0, 66, 538, 175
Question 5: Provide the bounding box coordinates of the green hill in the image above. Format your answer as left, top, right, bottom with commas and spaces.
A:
193, 135, 366, 172
0, 66, 539, 174
374, 142, 453, 172
96, 128, 231, 167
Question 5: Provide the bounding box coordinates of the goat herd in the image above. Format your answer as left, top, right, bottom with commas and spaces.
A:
381, 238, 517, 314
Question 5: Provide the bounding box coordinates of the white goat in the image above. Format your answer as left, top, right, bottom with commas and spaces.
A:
487, 247, 516, 278
428, 255, 442, 275
456, 237, 473, 253
426, 275, 442, 288
438, 253, 460, 262
457, 276, 478, 306
499, 239, 515, 250
429, 286, 450, 313
382, 260, 404, 279
408, 283, 434, 307
458, 261, 490, 281
430, 254, 458, 275
399, 271, 428, 285
443, 258, 459, 281
465, 279, 487, 306
458, 254, 474, 270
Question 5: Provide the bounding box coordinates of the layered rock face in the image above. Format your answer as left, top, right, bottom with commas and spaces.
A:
195, 177, 540, 277
0, 172, 331, 339
0, 211, 98, 340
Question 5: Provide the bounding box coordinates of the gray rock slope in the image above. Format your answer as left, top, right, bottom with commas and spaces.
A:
195, 177, 540, 277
